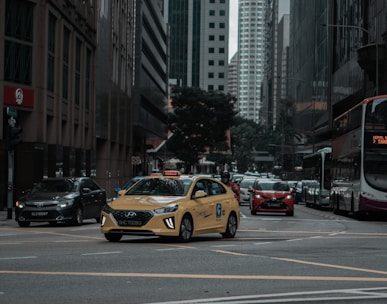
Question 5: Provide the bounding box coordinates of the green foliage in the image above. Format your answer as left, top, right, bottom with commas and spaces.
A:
167, 87, 237, 166
230, 117, 266, 172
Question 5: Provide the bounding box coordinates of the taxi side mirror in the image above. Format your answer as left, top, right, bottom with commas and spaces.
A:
118, 189, 127, 196
193, 190, 207, 199
248, 188, 255, 193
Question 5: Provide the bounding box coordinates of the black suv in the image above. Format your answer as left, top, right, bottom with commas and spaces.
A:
15, 177, 107, 227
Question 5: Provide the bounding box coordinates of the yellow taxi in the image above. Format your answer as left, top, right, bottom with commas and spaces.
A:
100, 171, 240, 242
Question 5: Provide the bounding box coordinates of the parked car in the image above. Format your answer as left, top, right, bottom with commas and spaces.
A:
294, 180, 319, 204
238, 177, 257, 205
100, 170, 240, 242
15, 177, 107, 227
249, 180, 294, 216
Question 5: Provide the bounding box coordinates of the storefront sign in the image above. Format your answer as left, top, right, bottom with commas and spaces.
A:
4, 86, 34, 108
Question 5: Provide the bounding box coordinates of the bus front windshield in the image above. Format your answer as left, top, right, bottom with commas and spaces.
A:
364, 98, 387, 191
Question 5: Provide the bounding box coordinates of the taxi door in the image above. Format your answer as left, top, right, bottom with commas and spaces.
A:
191, 179, 218, 231
192, 179, 223, 231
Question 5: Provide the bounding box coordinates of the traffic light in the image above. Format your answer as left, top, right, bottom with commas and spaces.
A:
6, 125, 23, 150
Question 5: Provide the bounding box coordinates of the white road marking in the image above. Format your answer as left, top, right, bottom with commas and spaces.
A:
81, 251, 122, 256
0, 256, 37, 260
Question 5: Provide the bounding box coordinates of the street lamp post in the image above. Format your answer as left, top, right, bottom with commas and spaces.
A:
323, 20, 379, 95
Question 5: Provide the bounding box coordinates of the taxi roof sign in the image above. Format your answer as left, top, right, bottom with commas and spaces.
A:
163, 170, 181, 177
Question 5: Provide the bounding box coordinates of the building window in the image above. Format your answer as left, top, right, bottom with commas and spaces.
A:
85, 49, 91, 110
209, 10, 215, 16
219, 72, 224, 78
209, 35, 215, 41
4, 0, 33, 84
209, 47, 215, 53
219, 60, 225, 66
62, 27, 70, 99
75, 39, 81, 106
208, 85, 214, 91
219, 48, 225, 53
219, 35, 225, 41
218, 85, 224, 91
219, 23, 225, 28
209, 22, 215, 28
220, 10, 225, 16
208, 72, 214, 78
209, 60, 214, 65
47, 13, 56, 92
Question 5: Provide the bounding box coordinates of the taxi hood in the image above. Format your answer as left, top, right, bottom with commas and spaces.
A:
110, 195, 182, 210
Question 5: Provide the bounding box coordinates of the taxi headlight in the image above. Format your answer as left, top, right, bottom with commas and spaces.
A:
255, 194, 262, 199
58, 200, 74, 208
102, 203, 114, 214
154, 204, 179, 214
285, 194, 293, 200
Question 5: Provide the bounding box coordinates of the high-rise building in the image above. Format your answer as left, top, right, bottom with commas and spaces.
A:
289, 0, 329, 152
95, 0, 168, 195
0, 0, 169, 205
167, 0, 229, 92
1, 0, 98, 206
227, 52, 239, 99
237, 0, 266, 123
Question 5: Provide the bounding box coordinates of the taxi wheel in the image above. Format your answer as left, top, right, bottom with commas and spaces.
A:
105, 233, 122, 242
221, 212, 237, 238
178, 214, 193, 242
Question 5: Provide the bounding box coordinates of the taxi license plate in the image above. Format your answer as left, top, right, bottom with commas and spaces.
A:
31, 212, 48, 216
118, 220, 142, 226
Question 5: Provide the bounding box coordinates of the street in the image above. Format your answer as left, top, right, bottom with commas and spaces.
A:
1, 204, 387, 303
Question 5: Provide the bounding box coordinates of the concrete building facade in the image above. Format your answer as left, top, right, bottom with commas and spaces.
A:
237, 0, 266, 123
0, 0, 169, 208
167, 0, 229, 92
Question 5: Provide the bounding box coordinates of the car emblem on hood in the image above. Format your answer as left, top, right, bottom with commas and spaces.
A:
125, 211, 137, 218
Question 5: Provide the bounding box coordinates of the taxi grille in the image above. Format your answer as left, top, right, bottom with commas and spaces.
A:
112, 210, 153, 226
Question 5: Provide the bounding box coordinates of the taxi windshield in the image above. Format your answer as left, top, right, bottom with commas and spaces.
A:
125, 178, 192, 196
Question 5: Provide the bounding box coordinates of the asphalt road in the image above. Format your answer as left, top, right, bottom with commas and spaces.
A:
1, 204, 387, 304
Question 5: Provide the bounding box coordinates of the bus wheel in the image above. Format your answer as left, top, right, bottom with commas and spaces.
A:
355, 211, 367, 221
333, 192, 340, 215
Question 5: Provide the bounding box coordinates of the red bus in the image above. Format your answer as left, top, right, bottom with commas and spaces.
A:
331, 95, 387, 218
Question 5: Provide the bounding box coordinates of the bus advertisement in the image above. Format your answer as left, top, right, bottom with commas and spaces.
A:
331, 95, 387, 217
302, 147, 331, 209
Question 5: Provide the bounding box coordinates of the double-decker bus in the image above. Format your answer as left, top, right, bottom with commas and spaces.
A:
331, 95, 387, 217
302, 147, 332, 208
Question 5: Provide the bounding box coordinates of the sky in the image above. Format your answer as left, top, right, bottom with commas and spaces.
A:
228, 0, 239, 61
228, 0, 290, 61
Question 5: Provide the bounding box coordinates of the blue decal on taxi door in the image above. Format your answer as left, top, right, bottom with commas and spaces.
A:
216, 203, 222, 218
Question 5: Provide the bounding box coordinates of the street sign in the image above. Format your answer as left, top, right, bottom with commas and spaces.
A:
7, 107, 17, 118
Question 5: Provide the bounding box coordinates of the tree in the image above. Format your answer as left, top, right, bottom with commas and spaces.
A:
230, 117, 267, 172
167, 87, 237, 169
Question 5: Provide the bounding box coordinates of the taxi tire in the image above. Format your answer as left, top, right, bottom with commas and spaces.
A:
178, 214, 193, 242
221, 212, 237, 238
105, 233, 122, 242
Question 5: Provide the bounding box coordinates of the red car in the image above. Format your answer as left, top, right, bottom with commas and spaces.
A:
248, 180, 294, 216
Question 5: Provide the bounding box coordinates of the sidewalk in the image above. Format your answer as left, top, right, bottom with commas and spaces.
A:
0, 210, 16, 226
